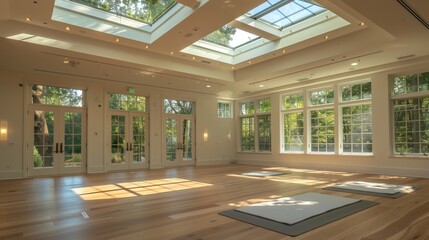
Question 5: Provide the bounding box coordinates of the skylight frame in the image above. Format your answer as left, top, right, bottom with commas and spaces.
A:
247, 0, 327, 30
68, 0, 177, 25
52, 0, 187, 44
201, 26, 264, 50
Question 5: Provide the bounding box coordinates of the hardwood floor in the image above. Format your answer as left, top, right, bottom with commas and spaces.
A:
0, 164, 428, 240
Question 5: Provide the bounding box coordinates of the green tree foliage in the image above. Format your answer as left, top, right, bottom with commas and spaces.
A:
203, 25, 237, 47
73, 0, 175, 24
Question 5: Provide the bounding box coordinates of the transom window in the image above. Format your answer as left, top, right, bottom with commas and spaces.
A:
109, 93, 147, 111
164, 99, 193, 115
217, 100, 233, 118
32, 85, 84, 107
392, 71, 429, 156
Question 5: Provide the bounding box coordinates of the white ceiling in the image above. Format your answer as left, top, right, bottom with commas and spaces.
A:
0, 0, 429, 99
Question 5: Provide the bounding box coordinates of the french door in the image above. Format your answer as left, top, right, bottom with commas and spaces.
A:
28, 105, 86, 176
107, 111, 148, 171
163, 115, 195, 167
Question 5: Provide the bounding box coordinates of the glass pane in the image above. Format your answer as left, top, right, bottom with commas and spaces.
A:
203, 26, 262, 48
258, 99, 271, 113
182, 119, 193, 160
258, 115, 271, 152
241, 117, 255, 151
32, 85, 83, 107
165, 118, 177, 161
33, 110, 55, 168
111, 115, 126, 164
70, 0, 176, 25
164, 99, 193, 114
132, 116, 145, 163
248, 0, 326, 29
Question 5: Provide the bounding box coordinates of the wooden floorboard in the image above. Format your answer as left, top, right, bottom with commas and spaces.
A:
0, 164, 428, 240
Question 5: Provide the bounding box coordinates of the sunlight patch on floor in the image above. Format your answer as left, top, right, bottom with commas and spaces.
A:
72, 178, 212, 200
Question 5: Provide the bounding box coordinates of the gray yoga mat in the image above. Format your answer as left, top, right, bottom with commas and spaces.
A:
236, 192, 359, 225
219, 199, 378, 236
241, 171, 290, 177
324, 181, 420, 198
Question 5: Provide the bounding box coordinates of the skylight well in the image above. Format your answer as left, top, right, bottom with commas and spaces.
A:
185, 0, 337, 64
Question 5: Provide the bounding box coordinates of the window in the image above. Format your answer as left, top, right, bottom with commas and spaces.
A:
109, 93, 146, 111
392, 72, 429, 156
217, 100, 233, 118
309, 88, 334, 153
339, 81, 372, 154
281, 93, 304, 152
164, 99, 193, 114
32, 85, 84, 107
240, 98, 271, 152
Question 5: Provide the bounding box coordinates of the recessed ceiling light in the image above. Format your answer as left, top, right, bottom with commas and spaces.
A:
359, 22, 365, 26
115, 38, 119, 43
170, 51, 174, 55
248, 61, 252, 64
282, 49, 286, 54
324, 35, 329, 40
259, 84, 264, 88
25, 17, 32, 22
192, 56, 196, 60
63, 58, 69, 64
65, 26, 70, 31
206, 84, 211, 88
232, 66, 235, 70
145, 45, 149, 49
351, 62, 358, 66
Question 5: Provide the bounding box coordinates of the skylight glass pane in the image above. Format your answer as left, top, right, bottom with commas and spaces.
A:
203, 26, 259, 48
70, 0, 176, 24
247, 0, 282, 16
248, 0, 326, 29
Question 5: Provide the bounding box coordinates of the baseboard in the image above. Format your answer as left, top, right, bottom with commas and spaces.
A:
87, 166, 104, 173
236, 159, 429, 178
196, 159, 233, 166
150, 161, 163, 169
0, 170, 23, 180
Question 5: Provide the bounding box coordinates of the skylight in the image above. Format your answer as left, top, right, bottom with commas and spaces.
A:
69, 0, 176, 25
203, 26, 260, 49
248, 0, 326, 29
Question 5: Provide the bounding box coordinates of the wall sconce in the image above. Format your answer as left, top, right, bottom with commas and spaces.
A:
203, 132, 208, 142
0, 121, 7, 142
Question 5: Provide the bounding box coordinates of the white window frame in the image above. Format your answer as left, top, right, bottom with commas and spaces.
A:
391, 71, 429, 157
281, 92, 305, 153
239, 98, 272, 152
307, 87, 335, 154
217, 100, 233, 118
338, 80, 373, 155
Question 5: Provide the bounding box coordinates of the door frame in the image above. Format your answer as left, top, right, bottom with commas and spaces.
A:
162, 114, 196, 167
105, 110, 149, 171
27, 105, 87, 176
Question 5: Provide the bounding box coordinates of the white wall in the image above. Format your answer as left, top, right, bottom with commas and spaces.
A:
0, 68, 236, 179
236, 64, 429, 178
0, 69, 24, 179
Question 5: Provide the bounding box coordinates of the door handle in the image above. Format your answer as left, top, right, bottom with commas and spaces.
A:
55, 143, 59, 153
60, 143, 63, 153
